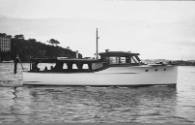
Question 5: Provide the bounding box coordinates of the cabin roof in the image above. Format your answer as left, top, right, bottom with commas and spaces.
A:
30, 58, 103, 63
99, 51, 139, 57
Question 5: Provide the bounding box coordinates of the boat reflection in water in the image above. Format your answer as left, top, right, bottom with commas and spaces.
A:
23, 50, 177, 87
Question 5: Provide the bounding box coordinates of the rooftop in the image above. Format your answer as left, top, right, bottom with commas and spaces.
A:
30, 57, 102, 63
99, 51, 139, 57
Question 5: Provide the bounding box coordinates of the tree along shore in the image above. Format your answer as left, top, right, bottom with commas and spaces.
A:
0, 34, 82, 61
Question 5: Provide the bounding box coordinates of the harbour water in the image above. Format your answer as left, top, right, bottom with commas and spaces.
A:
0, 63, 195, 124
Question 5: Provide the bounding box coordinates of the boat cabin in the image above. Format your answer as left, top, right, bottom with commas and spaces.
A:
99, 50, 142, 66
29, 58, 105, 72
29, 50, 142, 72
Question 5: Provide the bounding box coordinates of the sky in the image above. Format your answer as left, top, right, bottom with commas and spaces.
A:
0, 0, 195, 60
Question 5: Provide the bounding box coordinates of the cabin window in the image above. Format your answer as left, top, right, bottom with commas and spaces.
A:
72, 64, 78, 69
37, 63, 55, 71
63, 63, 68, 69
83, 64, 89, 69
108, 57, 127, 64
92, 63, 103, 70
109, 57, 117, 64
131, 56, 139, 64
120, 57, 126, 64
36, 63, 43, 71
48, 63, 55, 71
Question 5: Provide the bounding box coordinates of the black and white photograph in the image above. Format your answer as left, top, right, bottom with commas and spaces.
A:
0, 0, 195, 124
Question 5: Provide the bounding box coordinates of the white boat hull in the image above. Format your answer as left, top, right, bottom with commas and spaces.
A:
23, 65, 177, 86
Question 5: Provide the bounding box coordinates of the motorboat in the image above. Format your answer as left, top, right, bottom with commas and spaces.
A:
22, 50, 177, 87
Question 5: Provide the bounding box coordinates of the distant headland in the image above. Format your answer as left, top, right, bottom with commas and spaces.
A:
0, 33, 82, 61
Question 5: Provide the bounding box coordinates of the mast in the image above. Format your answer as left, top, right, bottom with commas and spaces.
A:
96, 28, 99, 59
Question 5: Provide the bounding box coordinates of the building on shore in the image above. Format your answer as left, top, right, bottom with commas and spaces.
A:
0, 33, 12, 61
